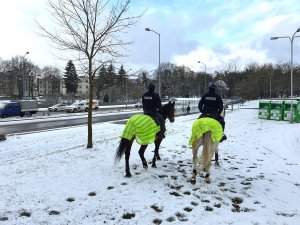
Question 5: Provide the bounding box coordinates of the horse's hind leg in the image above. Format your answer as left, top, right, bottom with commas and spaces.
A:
125, 138, 134, 177
154, 137, 163, 160
152, 138, 163, 168
190, 138, 202, 184
215, 150, 220, 167
138, 145, 148, 168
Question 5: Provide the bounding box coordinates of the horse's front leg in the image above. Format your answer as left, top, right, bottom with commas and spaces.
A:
124, 138, 134, 177
152, 138, 163, 168
138, 145, 148, 169
190, 138, 202, 184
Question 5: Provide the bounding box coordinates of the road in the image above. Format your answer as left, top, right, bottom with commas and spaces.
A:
0, 107, 196, 135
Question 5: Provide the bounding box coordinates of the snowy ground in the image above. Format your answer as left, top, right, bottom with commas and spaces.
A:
0, 100, 300, 225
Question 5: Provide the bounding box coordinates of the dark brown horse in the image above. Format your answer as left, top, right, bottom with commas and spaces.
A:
115, 101, 175, 177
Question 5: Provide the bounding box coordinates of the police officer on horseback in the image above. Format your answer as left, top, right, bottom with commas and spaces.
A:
198, 83, 227, 142
142, 83, 166, 139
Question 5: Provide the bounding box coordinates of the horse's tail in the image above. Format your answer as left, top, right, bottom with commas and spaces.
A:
202, 131, 212, 172
114, 138, 129, 163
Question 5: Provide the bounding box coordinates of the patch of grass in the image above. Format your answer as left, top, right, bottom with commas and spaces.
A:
183, 191, 191, 195
48, 210, 60, 215
88, 192, 97, 196
66, 197, 75, 202
121, 182, 127, 185
191, 201, 199, 206
242, 208, 255, 212
214, 203, 221, 208
175, 212, 188, 221
150, 204, 163, 213
158, 174, 168, 178
218, 182, 226, 187
231, 197, 243, 204
153, 218, 163, 224
0, 217, 8, 221
201, 199, 210, 203
183, 207, 193, 212
170, 176, 178, 180
168, 184, 183, 190
19, 210, 31, 217
241, 181, 251, 186
122, 212, 135, 219
169, 191, 181, 197
107, 186, 114, 190
276, 212, 296, 217
204, 206, 213, 211
166, 216, 176, 222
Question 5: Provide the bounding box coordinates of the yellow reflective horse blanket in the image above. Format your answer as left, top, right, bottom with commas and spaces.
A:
121, 114, 160, 145
189, 117, 223, 145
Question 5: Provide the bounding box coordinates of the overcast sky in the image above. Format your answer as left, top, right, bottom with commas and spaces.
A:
1, 0, 300, 73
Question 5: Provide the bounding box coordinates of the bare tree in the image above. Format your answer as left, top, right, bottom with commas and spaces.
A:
37, 0, 141, 148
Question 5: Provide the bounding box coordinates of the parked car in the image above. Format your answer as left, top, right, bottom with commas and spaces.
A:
48, 103, 67, 112
66, 103, 88, 113
135, 101, 143, 108
80, 99, 99, 110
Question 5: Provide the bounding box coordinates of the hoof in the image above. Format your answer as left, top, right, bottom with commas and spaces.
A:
190, 178, 196, 184
143, 164, 148, 169
215, 161, 220, 167
152, 163, 157, 168
156, 155, 161, 160
125, 173, 132, 178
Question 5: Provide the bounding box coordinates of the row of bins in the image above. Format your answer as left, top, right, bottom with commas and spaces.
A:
258, 99, 300, 122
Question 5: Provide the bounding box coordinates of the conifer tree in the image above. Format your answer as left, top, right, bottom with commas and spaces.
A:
64, 60, 79, 97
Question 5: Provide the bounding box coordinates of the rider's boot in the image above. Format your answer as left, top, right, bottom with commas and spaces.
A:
220, 133, 227, 142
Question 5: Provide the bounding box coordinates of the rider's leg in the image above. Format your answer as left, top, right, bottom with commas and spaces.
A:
157, 114, 165, 139
219, 116, 227, 142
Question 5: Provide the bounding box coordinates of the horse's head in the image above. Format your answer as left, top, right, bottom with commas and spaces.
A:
161, 101, 175, 123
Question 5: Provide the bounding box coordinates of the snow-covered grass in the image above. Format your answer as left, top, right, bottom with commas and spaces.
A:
0, 100, 300, 225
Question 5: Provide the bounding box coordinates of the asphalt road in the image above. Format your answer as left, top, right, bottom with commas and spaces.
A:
0, 111, 140, 135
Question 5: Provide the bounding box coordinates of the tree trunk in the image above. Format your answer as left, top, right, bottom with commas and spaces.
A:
87, 61, 93, 148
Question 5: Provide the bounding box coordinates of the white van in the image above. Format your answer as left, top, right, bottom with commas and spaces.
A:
80, 99, 99, 110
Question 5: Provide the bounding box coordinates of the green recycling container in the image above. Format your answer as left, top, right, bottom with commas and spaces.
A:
269, 100, 284, 121
283, 100, 300, 122
258, 100, 270, 119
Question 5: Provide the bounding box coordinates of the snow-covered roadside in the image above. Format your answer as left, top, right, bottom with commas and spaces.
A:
0, 100, 300, 225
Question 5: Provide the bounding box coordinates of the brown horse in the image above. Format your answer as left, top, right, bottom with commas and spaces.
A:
115, 102, 175, 177
189, 106, 226, 184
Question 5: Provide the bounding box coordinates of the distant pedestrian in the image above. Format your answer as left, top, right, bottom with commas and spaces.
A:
186, 105, 191, 114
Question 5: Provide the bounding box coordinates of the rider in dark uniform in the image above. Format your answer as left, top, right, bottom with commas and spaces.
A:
142, 83, 166, 139
198, 83, 227, 142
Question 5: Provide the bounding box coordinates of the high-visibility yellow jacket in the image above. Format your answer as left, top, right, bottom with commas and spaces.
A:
121, 114, 160, 145
189, 117, 223, 145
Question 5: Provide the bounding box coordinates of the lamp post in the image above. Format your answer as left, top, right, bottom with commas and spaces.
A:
125, 69, 132, 108
198, 61, 207, 95
22, 52, 30, 117
269, 72, 272, 99
145, 27, 161, 97
22, 52, 30, 100
271, 27, 300, 123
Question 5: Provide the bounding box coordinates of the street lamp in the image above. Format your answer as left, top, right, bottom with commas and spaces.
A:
269, 72, 272, 99
125, 69, 132, 108
145, 27, 161, 97
22, 52, 30, 100
198, 61, 207, 94
271, 27, 300, 123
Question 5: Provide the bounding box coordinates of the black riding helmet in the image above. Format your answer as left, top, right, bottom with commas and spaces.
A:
148, 83, 155, 91
208, 83, 217, 91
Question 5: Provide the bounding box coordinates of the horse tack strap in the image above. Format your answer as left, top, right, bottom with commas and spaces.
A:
188, 117, 223, 145
121, 114, 160, 145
